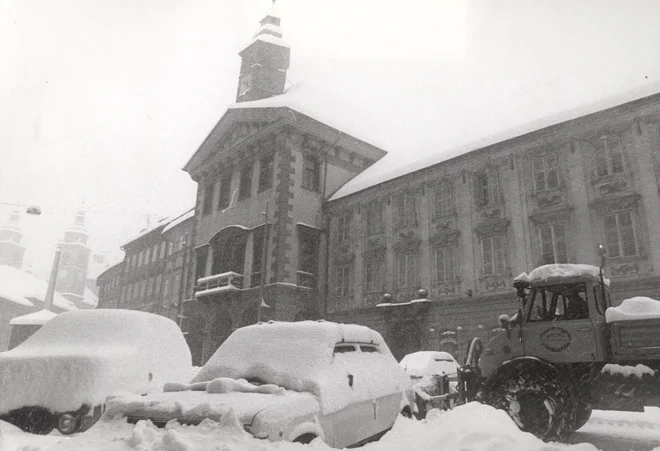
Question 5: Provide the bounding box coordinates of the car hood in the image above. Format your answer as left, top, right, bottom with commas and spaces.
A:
0, 347, 160, 414
106, 388, 321, 426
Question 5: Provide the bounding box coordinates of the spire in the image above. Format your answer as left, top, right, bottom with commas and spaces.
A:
236, 1, 290, 102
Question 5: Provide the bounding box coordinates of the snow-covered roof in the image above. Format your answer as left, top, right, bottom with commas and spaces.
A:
0, 265, 77, 311
527, 264, 609, 286
606, 297, 660, 323
399, 351, 459, 378
9, 309, 58, 326
162, 208, 195, 234
227, 81, 391, 153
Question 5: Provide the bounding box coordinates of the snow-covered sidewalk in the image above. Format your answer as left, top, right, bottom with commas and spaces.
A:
2, 402, 602, 451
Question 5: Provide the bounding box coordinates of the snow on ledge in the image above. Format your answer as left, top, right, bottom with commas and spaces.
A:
602, 363, 655, 378
9, 309, 57, 326
606, 296, 660, 323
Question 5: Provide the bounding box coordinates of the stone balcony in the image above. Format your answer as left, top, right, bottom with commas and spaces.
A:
194, 272, 243, 298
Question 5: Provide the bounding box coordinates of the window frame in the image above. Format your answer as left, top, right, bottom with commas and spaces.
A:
433, 245, 455, 283
239, 165, 253, 200
434, 181, 455, 218
335, 263, 352, 297
593, 135, 625, 178
337, 212, 352, 243
258, 154, 274, 192
481, 235, 506, 276
395, 192, 418, 229
202, 181, 215, 215
364, 258, 382, 293
302, 154, 321, 192
475, 168, 501, 207
532, 153, 559, 192
217, 175, 232, 211
603, 210, 637, 258
396, 252, 418, 289
539, 223, 568, 265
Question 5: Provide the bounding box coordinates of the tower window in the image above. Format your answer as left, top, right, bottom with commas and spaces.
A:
239, 165, 253, 199
202, 181, 215, 215
259, 154, 274, 192
302, 155, 320, 192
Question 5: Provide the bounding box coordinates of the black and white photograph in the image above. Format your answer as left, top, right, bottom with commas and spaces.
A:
1, 0, 660, 449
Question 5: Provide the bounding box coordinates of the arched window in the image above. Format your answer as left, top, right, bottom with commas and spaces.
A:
209, 227, 248, 275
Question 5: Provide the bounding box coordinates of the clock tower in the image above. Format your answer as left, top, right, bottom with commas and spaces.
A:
236, 3, 290, 103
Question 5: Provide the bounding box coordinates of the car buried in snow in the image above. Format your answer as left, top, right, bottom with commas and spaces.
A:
106, 320, 416, 448
0, 310, 192, 435
399, 351, 460, 417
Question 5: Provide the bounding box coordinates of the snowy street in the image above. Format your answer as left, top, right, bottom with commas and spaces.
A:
3, 404, 660, 451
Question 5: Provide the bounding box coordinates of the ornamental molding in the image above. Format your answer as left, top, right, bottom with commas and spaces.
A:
589, 192, 641, 214
474, 218, 510, 239
528, 204, 573, 225
429, 229, 460, 247
530, 189, 565, 209
393, 230, 421, 253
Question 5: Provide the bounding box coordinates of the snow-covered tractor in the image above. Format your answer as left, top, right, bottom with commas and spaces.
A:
456, 259, 660, 441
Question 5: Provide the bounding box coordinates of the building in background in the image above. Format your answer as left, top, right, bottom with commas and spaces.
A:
0, 210, 27, 270
55, 211, 98, 309
95, 261, 124, 309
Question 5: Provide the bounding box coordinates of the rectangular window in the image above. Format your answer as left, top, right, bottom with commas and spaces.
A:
239, 165, 252, 199
533, 154, 559, 192
364, 259, 382, 293
138, 251, 144, 267
539, 224, 568, 264
146, 277, 154, 298
202, 181, 215, 215
475, 169, 501, 206
302, 155, 320, 191
337, 213, 351, 242
160, 242, 166, 259
604, 211, 637, 258
336, 264, 352, 296
217, 176, 232, 211
168, 240, 174, 256
434, 246, 455, 283
482, 235, 505, 275
395, 193, 417, 229
144, 247, 151, 265
434, 181, 454, 217
594, 136, 624, 177
195, 248, 208, 281
152, 244, 159, 263
258, 154, 274, 192
163, 277, 171, 302
155, 274, 162, 295
178, 236, 186, 251
364, 202, 383, 235
396, 253, 418, 288
251, 226, 266, 287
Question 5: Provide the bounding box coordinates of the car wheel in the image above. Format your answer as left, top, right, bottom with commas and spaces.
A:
57, 412, 80, 435
293, 433, 317, 444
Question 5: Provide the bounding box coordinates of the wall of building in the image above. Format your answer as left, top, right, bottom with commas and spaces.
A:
325, 94, 660, 360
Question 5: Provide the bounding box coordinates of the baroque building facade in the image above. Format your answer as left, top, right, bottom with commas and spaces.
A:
176, 7, 660, 363
325, 94, 660, 360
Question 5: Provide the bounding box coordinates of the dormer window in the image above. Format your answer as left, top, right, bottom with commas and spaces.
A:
594, 136, 624, 177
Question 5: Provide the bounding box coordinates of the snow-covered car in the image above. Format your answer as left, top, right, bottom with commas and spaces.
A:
399, 351, 460, 417
106, 320, 415, 448
0, 310, 192, 435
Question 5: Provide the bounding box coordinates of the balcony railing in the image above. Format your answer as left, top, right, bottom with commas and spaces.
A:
195, 272, 243, 298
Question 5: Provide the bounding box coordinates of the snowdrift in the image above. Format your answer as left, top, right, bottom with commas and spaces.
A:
606, 296, 660, 323
0, 310, 192, 415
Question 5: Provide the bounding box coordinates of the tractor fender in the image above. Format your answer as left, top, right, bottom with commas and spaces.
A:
482, 356, 557, 392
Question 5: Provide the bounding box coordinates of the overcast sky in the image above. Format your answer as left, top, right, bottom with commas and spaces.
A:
1, 0, 659, 280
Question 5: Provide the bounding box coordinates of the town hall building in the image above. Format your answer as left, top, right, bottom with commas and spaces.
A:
171, 6, 660, 363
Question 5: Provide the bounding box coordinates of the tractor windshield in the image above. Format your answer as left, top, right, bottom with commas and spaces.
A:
528, 282, 589, 322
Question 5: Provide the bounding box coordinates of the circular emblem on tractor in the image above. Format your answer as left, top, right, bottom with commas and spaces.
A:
540, 327, 572, 352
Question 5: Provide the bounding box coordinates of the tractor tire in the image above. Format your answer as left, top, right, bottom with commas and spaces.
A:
479, 358, 573, 441
571, 401, 592, 432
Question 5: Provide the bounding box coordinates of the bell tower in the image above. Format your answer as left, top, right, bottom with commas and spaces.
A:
0, 210, 27, 269
56, 211, 91, 307
236, 2, 290, 102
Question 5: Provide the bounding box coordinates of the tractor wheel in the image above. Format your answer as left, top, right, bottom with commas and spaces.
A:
571, 401, 592, 432
480, 359, 573, 441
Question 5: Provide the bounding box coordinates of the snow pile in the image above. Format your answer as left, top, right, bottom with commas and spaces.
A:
46, 402, 597, 451
528, 264, 609, 285
0, 310, 192, 415
399, 351, 459, 378
606, 296, 660, 323
602, 363, 655, 378
192, 321, 408, 413
0, 265, 77, 310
